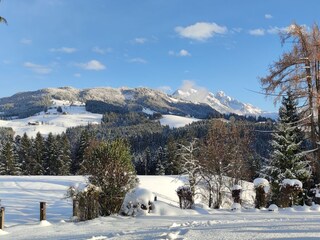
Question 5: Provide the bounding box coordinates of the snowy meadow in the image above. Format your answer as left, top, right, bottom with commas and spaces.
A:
0, 175, 320, 240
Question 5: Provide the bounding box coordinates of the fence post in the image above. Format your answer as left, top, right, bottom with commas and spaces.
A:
0, 207, 4, 230
73, 199, 79, 217
40, 202, 46, 221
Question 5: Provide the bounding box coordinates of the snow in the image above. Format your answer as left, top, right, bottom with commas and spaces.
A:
253, 178, 270, 193
1, 175, 320, 239
159, 115, 200, 128
142, 108, 155, 115
253, 178, 269, 187
232, 185, 242, 190
173, 87, 277, 118
282, 179, 303, 188
0, 99, 102, 137
268, 204, 279, 212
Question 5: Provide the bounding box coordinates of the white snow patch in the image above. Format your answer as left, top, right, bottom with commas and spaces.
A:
268, 204, 279, 212
142, 108, 155, 115
39, 220, 52, 227
159, 115, 200, 128
282, 179, 303, 188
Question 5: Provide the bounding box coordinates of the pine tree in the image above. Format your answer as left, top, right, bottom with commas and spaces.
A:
264, 91, 311, 197
74, 129, 91, 174
18, 133, 33, 175
57, 133, 71, 175
44, 133, 58, 175
32, 132, 45, 175
0, 137, 21, 175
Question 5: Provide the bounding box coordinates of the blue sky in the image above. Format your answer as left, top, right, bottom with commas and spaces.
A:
0, 0, 319, 112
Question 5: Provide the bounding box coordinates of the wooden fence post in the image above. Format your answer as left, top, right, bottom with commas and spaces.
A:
40, 202, 46, 221
73, 199, 79, 217
0, 207, 4, 230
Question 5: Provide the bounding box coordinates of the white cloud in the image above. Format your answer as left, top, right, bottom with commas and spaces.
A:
133, 38, 148, 44
20, 38, 32, 45
175, 22, 227, 41
78, 60, 106, 70
265, 14, 273, 19
169, 49, 191, 57
128, 58, 147, 64
24, 62, 52, 74
92, 46, 112, 54
50, 47, 77, 53
249, 28, 265, 36
74, 73, 81, 78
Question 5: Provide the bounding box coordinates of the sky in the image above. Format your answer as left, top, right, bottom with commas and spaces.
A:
0, 0, 319, 112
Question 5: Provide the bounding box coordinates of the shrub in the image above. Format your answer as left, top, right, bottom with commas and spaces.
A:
253, 178, 270, 209
176, 186, 193, 209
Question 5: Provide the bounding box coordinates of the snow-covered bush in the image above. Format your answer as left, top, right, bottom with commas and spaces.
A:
66, 184, 101, 221
120, 187, 155, 216
278, 179, 303, 207
231, 202, 241, 211
253, 178, 270, 209
231, 185, 242, 204
268, 204, 278, 212
176, 186, 194, 209
311, 183, 320, 205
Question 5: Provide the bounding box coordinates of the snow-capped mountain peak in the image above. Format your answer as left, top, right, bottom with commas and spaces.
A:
173, 87, 273, 117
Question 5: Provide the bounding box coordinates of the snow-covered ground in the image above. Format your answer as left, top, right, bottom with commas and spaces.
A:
0, 99, 201, 137
0, 100, 102, 137
1, 175, 320, 239
159, 115, 200, 128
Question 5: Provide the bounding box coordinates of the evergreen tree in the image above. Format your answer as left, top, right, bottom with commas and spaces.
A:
32, 132, 45, 175
81, 139, 138, 216
56, 133, 71, 175
18, 133, 33, 174
0, 137, 21, 175
264, 91, 311, 200
44, 133, 58, 175
74, 129, 91, 174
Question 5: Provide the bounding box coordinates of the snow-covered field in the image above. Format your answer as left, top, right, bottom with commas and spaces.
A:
0, 100, 102, 138
159, 115, 200, 128
0, 100, 201, 137
1, 175, 320, 240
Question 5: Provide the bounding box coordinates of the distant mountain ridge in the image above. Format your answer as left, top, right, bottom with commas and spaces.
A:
172, 87, 276, 118
0, 87, 219, 119
0, 86, 275, 119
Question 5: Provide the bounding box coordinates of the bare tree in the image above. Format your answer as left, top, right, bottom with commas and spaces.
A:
176, 139, 201, 198
260, 23, 320, 176
199, 120, 252, 208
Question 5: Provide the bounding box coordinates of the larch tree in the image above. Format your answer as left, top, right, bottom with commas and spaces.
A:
199, 120, 252, 208
260, 23, 320, 176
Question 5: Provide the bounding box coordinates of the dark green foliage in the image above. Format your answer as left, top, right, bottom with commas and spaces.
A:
19, 133, 34, 174
81, 139, 138, 216
0, 136, 21, 175
86, 100, 128, 114
32, 132, 45, 175
263, 91, 311, 203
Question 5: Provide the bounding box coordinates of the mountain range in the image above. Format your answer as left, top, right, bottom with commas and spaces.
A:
0, 86, 276, 119
173, 88, 276, 118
